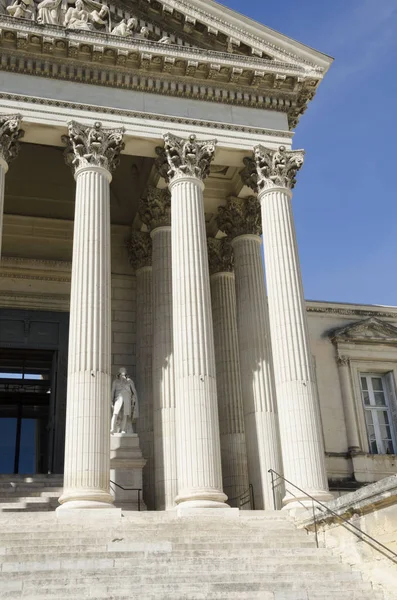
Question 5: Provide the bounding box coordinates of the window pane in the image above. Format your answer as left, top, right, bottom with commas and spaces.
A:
385, 440, 395, 454
361, 377, 368, 391
378, 411, 390, 426
370, 439, 379, 454
365, 410, 374, 427
362, 391, 370, 406
374, 392, 386, 407
372, 377, 384, 391
380, 424, 392, 440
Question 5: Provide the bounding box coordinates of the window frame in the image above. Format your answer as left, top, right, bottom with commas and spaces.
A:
359, 372, 397, 455
349, 360, 397, 455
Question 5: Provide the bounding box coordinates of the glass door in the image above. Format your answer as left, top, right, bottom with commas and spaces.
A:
0, 349, 54, 474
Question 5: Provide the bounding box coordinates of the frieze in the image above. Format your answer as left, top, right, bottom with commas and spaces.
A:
0, 92, 294, 139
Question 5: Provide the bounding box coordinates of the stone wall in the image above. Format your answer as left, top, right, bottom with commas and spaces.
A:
298, 476, 397, 600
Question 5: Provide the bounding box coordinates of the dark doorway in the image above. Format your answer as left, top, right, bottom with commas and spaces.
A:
0, 348, 56, 474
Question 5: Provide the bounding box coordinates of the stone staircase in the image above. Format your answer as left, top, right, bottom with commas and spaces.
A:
0, 475, 63, 512
0, 508, 385, 600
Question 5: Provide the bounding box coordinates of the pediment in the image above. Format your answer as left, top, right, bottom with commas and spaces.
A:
0, 0, 333, 129
330, 318, 397, 345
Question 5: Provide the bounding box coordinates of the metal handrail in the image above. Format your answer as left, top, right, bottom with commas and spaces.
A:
109, 480, 142, 512
228, 483, 255, 510
268, 469, 397, 565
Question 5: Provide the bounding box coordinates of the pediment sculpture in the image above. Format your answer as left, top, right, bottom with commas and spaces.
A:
5, 0, 172, 41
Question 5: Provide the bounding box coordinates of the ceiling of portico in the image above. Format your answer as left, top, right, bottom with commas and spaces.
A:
4, 142, 241, 228
4, 142, 154, 225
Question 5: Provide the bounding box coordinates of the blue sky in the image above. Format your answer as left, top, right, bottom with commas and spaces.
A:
223, 0, 397, 306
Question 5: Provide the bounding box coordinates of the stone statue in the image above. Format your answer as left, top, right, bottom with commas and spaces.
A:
111, 17, 138, 37
37, 0, 62, 25
111, 368, 139, 435
65, 0, 110, 32
6, 0, 35, 20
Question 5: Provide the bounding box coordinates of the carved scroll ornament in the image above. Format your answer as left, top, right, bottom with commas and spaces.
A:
63, 120, 125, 174
155, 133, 217, 183
0, 114, 24, 165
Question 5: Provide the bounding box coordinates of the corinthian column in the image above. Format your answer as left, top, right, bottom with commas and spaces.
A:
139, 188, 177, 510
0, 114, 24, 260
242, 145, 332, 507
208, 237, 249, 505
58, 121, 124, 511
128, 231, 154, 510
156, 134, 227, 510
217, 197, 282, 510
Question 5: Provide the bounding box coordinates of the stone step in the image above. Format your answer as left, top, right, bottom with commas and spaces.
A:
0, 531, 310, 545
0, 547, 344, 570
0, 579, 377, 597
0, 586, 384, 600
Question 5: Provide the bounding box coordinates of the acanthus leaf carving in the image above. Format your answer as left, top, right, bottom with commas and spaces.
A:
62, 120, 125, 174
139, 187, 171, 231
216, 196, 261, 239
127, 230, 152, 271
252, 145, 305, 193
0, 113, 24, 165
155, 133, 217, 183
207, 237, 234, 275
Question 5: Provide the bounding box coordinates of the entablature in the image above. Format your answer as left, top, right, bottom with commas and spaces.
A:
0, 11, 324, 129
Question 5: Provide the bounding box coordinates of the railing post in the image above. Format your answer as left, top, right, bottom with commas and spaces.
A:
312, 499, 319, 548
269, 470, 277, 511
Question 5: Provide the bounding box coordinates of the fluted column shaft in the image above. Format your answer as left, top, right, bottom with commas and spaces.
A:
210, 271, 249, 504
0, 158, 7, 260
337, 357, 361, 452
259, 186, 330, 505
171, 176, 227, 508
151, 226, 177, 510
135, 265, 154, 510
0, 114, 24, 260
59, 165, 113, 509
232, 234, 282, 509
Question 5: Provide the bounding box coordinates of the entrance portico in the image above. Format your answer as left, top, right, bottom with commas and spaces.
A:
0, 0, 334, 512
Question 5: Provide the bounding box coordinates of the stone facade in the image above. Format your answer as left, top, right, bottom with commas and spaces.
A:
0, 0, 395, 516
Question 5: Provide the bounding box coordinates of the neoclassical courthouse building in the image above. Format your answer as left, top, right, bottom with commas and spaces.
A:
0, 0, 396, 515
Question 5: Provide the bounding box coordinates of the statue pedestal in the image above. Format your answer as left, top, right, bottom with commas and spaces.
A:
110, 433, 147, 511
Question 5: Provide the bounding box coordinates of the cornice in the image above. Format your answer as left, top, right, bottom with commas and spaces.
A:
306, 305, 397, 320
153, 0, 326, 70
0, 92, 294, 139
0, 15, 321, 128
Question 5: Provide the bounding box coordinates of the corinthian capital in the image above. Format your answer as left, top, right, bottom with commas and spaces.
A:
155, 133, 217, 183
216, 196, 261, 239
128, 231, 152, 271
252, 145, 305, 193
207, 237, 234, 275
63, 121, 125, 174
0, 114, 24, 165
139, 187, 171, 231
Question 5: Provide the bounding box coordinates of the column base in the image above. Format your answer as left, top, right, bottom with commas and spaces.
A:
176, 489, 229, 509
56, 502, 122, 520
282, 489, 333, 515
58, 488, 114, 507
